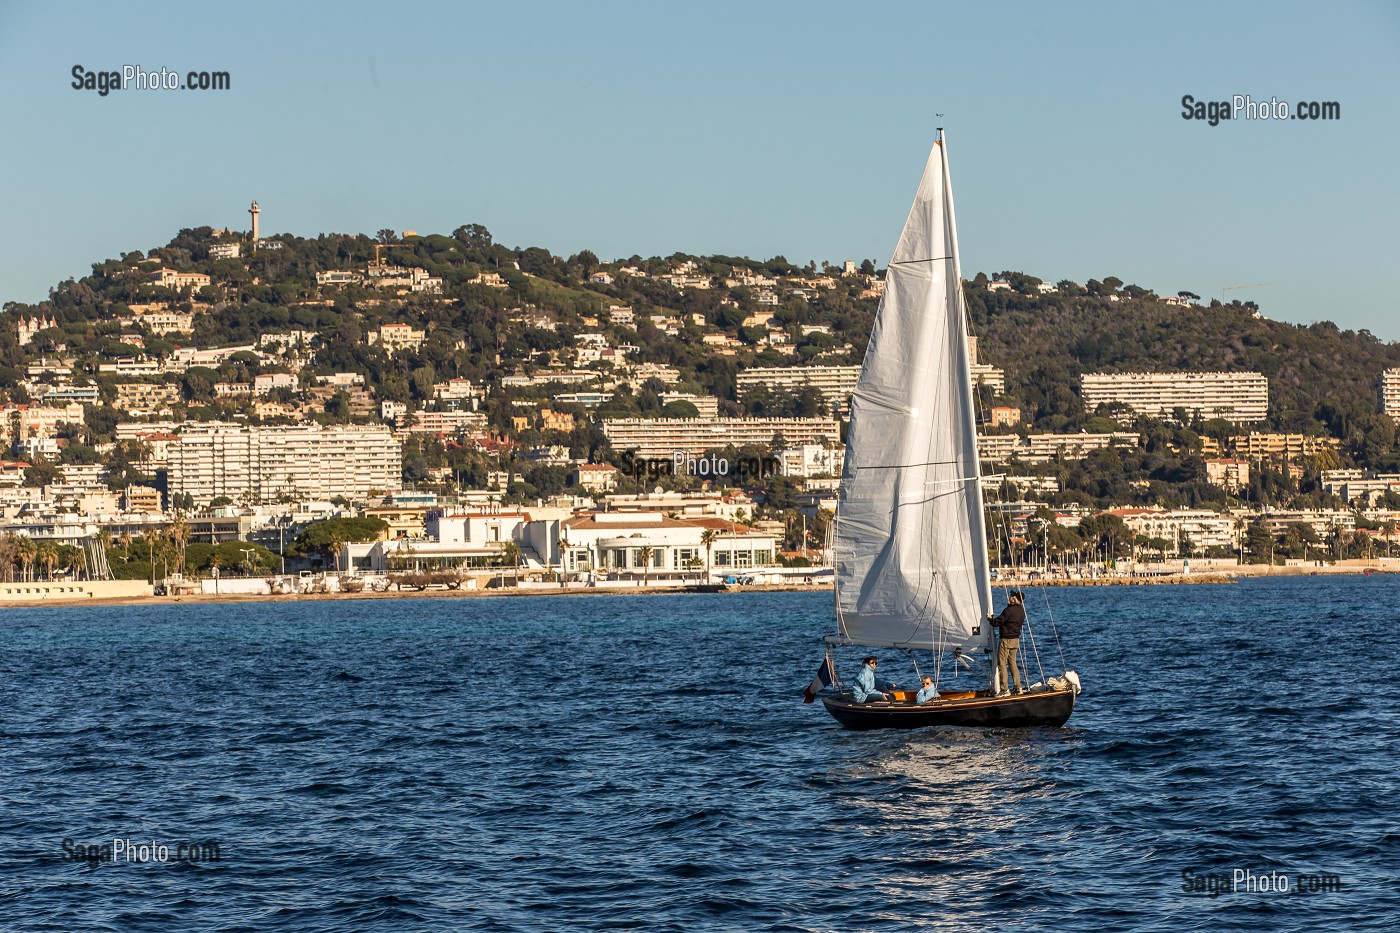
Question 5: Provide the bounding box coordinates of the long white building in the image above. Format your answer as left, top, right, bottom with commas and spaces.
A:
601, 417, 841, 459
736, 366, 861, 416
168, 424, 401, 505
1081, 371, 1268, 423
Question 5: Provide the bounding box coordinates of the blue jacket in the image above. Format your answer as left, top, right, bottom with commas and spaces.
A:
852, 664, 893, 702
915, 684, 939, 704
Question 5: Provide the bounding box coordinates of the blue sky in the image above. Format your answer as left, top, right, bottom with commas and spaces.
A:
1, 0, 1396, 334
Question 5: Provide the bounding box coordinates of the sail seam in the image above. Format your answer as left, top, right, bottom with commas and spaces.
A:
889, 256, 954, 265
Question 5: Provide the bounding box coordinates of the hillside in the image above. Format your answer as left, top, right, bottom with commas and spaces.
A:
3, 223, 1400, 511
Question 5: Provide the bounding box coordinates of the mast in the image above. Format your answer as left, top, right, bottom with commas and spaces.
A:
939, 131, 996, 655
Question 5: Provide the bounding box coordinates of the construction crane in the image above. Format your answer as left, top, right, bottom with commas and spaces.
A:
373, 243, 410, 268
1219, 282, 1270, 301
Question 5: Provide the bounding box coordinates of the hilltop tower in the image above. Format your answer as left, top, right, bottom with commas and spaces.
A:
249, 200, 261, 242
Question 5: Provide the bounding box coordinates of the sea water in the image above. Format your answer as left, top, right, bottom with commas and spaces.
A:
1, 576, 1395, 931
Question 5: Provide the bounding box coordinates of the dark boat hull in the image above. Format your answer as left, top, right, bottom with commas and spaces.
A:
822, 688, 1076, 730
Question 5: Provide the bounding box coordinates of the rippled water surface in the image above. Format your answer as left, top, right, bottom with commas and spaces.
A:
2, 576, 1397, 931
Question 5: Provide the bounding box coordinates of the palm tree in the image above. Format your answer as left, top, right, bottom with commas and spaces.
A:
142, 528, 163, 586
637, 545, 655, 587
558, 534, 572, 585
500, 541, 521, 587
210, 554, 222, 594
170, 516, 190, 577
14, 535, 36, 582
0, 533, 16, 582
35, 542, 59, 581
700, 529, 718, 583
326, 537, 345, 574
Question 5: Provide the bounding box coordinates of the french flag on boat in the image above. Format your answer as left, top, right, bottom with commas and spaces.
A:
803, 655, 835, 703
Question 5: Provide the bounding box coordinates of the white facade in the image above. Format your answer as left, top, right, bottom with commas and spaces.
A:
977, 432, 1138, 464
555, 512, 778, 577
777, 444, 845, 478
168, 424, 401, 505
1081, 371, 1269, 423
736, 366, 860, 416
1381, 369, 1400, 422
601, 417, 841, 459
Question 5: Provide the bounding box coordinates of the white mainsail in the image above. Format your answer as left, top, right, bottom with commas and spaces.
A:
832, 134, 994, 654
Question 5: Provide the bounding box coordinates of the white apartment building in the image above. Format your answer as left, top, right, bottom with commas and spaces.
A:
1381, 369, 1400, 422
1321, 469, 1400, 505
737, 366, 860, 416
99, 358, 163, 377
977, 432, 1139, 464
1107, 508, 1239, 554
168, 424, 401, 505
1081, 371, 1269, 423
658, 393, 720, 418
405, 411, 488, 435
130, 311, 194, 334
981, 474, 1061, 497
777, 444, 845, 478
254, 373, 298, 394
209, 242, 242, 261
601, 417, 842, 459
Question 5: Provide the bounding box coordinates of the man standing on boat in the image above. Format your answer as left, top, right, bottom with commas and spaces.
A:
989, 592, 1026, 696
852, 656, 897, 703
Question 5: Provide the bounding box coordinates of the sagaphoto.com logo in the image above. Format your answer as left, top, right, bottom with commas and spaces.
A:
72, 64, 230, 97
1181, 94, 1339, 126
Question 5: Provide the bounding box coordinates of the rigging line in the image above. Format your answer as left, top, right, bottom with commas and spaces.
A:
888, 256, 955, 266
1022, 617, 1047, 687
855, 460, 964, 470
1037, 582, 1069, 673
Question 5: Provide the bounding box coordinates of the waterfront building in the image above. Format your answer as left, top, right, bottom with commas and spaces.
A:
552, 512, 778, 578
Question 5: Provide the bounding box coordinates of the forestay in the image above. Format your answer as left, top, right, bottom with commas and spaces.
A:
832, 135, 993, 653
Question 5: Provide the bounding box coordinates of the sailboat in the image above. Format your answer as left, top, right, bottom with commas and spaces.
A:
814, 131, 1081, 730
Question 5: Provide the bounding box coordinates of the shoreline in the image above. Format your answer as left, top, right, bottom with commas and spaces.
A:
5, 563, 1396, 609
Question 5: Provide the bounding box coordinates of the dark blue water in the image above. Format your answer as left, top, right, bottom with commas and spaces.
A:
2, 576, 1396, 931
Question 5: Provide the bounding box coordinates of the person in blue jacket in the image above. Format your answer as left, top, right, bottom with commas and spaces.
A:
915, 676, 939, 704
852, 656, 897, 702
